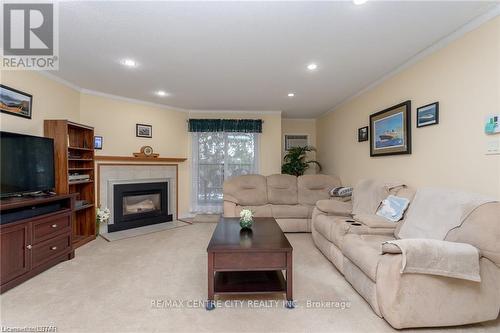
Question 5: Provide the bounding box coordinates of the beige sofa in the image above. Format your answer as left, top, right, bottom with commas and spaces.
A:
223, 174, 341, 232
312, 180, 500, 329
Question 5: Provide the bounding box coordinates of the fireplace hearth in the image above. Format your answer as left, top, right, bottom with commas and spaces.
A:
109, 181, 173, 232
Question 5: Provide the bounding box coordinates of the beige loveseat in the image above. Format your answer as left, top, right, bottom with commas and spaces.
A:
223, 174, 341, 232
312, 180, 500, 329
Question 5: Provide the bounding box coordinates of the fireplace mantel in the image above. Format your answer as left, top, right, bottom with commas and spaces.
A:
95, 155, 187, 163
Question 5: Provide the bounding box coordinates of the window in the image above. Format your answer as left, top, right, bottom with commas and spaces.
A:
191, 132, 259, 213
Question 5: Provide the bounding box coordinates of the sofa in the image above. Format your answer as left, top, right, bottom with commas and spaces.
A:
223, 174, 341, 232
312, 179, 500, 329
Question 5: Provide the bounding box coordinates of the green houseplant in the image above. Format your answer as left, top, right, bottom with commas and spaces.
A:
281, 146, 322, 176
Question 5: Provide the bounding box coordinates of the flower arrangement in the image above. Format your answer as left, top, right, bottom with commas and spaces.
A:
239, 208, 254, 229
96, 207, 111, 223
96, 207, 111, 234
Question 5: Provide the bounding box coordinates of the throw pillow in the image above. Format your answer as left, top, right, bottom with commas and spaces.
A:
329, 186, 353, 198
376, 195, 410, 222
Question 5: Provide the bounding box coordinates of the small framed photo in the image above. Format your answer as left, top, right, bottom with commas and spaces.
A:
0, 84, 33, 119
94, 136, 103, 149
358, 126, 369, 142
136, 124, 152, 138
417, 102, 439, 128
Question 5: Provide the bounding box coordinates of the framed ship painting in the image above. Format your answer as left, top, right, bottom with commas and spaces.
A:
0, 85, 33, 119
369, 101, 411, 157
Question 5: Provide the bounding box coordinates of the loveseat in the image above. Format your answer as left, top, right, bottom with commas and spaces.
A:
312, 179, 500, 329
223, 174, 341, 232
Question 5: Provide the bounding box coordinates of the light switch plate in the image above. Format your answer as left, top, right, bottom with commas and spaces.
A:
486, 138, 500, 155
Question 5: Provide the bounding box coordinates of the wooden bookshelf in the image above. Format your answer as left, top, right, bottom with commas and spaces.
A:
44, 120, 96, 249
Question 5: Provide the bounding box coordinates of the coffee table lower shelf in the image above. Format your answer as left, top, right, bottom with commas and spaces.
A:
214, 270, 286, 294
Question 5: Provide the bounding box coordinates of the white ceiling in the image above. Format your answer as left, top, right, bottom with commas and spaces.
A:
54, 1, 497, 118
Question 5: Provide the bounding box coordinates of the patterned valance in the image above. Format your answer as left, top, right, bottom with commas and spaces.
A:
188, 119, 262, 133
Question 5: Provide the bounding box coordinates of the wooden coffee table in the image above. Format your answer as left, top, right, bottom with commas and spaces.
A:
206, 217, 293, 309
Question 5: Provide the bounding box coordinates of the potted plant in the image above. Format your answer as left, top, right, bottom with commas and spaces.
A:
281, 146, 321, 176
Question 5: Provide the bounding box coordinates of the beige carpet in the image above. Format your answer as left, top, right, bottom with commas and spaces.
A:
179, 214, 221, 224
1, 223, 499, 333
194, 214, 221, 223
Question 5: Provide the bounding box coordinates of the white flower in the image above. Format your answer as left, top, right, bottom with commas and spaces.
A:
239, 209, 254, 222
97, 207, 111, 223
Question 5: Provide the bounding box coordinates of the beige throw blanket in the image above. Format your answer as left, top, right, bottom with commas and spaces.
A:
382, 239, 481, 282
352, 179, 405, 215
398, 187, 496, 240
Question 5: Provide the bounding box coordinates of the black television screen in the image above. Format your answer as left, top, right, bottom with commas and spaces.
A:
1, 131, 55, 197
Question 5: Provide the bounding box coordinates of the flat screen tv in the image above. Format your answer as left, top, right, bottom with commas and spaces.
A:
1, 131, 55, 197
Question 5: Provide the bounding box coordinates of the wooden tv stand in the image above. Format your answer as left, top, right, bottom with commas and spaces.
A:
0, 194, 76, 293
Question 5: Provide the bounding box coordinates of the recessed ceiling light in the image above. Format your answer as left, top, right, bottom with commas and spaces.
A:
121, 58, 137, 68
156, 90, 168, 97
353, 0, 368, 5
307, 63, 318, 71
287, 93, 295, 97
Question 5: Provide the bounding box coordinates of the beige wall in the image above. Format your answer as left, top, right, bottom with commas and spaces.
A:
79, 93, 188, 158
317, 17, 500, 198
78, 93, 191, 215
0, 71, 80, 136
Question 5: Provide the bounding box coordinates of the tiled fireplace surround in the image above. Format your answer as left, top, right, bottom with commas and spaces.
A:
97, 163, 178, 234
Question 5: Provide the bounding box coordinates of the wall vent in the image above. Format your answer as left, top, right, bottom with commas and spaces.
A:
284, 135, 309, 150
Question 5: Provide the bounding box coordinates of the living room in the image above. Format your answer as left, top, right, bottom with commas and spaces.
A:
0, 1, 499, 332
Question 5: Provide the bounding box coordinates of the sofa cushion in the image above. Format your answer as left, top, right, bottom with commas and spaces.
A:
314, 214, 350, 248
316, 199, 352, 216
223, 174, 268, 206
343, 234, 395, 281
352, 179, 405, 215
298, 174, 341, 205
234, 204, 272, 217
445, 202, 500, 266
266, 174, 298, 205
353, 214, 397, 229
271, 204, 310, 219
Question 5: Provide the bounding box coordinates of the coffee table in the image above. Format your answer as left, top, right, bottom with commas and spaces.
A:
206, 217, 293, 309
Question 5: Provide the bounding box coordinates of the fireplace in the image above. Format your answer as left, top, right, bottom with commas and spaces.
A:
109, 181, 173, 232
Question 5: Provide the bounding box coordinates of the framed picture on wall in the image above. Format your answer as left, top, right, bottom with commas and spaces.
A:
136, 124, 152, 138
0, 84, 33, 119
94, 136, 103, 149
369, 100, 411, 157
417, 102, 439, 127
358, 126, 368, 142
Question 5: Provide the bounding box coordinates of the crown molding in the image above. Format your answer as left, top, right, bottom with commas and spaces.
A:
38, 71, 82, 92
37, 71, 282, 115
321, 4, 500, 117
281, 118, 316, 122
